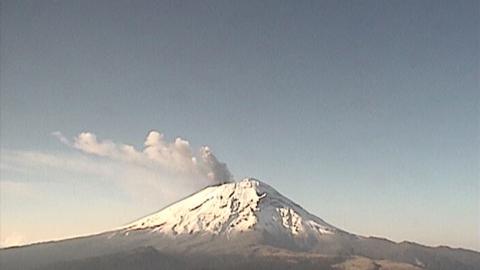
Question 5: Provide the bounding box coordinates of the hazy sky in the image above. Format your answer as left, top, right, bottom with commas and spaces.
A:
1, 0, 478, 250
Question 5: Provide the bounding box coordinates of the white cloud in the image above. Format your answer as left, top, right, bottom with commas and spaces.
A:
51, 131, 70, 145
1, 150, 194, 211
73, 132, 115, 156
8, 130, 233, 203
58, 130, 232, 185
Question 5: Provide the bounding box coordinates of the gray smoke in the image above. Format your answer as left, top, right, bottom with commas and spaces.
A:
53, 130, 233, 185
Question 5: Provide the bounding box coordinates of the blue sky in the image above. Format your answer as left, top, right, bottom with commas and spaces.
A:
1, 0, 478, 250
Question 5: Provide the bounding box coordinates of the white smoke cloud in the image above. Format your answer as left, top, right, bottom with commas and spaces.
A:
73, 133, 117, 157
52, 131, 70, 145
199, 146, 232, 184
53, 131, 232, 185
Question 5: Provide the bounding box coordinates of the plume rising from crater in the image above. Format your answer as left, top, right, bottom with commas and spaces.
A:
53, 130, 233, 186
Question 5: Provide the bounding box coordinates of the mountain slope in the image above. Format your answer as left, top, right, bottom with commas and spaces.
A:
119, 179, 341, 248
1, 178, 479, 270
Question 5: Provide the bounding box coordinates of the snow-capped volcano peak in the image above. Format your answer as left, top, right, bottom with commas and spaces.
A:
4, 178, 479, 270
122, 178, 338, 239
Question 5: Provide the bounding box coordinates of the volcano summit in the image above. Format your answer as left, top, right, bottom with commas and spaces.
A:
1, 179, 479, 270
123, 179, 338, 240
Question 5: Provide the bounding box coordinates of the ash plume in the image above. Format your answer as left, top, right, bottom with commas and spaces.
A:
53, 130, 233, 186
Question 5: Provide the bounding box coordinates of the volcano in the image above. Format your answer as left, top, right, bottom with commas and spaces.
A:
122, 179, 340, 245
1, 178, 479, 270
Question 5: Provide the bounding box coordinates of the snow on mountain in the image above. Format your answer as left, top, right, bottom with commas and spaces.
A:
121, 178, 339, 240
2, 178, 480, 270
